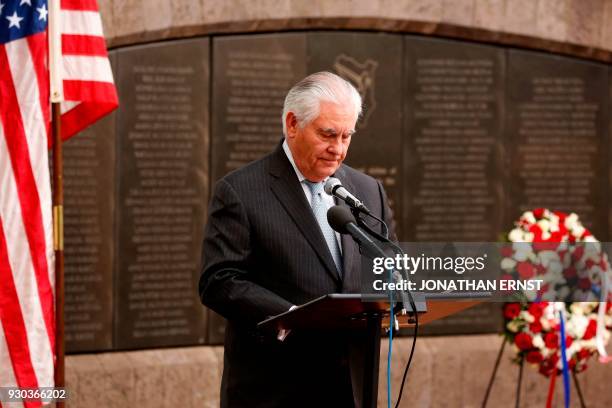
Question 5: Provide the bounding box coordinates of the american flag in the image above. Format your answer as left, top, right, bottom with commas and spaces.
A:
0, 0, 117, 405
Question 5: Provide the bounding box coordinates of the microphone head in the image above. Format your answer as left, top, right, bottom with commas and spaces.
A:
324, 177, 342, 195
327, 205, 356, 234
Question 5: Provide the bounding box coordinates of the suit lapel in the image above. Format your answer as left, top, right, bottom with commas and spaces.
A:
268, 144, 341, 283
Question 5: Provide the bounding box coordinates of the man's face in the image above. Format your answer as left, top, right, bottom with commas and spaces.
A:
286, 101, 357, 182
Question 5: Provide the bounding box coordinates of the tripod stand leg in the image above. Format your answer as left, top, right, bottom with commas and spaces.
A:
481, 338, 506, 408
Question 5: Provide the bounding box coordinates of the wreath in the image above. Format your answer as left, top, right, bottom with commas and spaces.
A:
501, 209, 612, 378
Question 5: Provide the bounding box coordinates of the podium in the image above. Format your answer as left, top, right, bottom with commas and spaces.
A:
258, 294, 423, 407
258, 293, 484, 407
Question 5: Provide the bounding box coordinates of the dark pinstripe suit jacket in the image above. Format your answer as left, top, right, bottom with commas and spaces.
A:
199, 142, 394, 407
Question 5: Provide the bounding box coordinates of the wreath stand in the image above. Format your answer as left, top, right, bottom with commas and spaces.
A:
480, 338, 588, 408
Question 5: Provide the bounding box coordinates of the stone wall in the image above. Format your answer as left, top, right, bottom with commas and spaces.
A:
101, 0, 612, 62
65, 334, 612, 407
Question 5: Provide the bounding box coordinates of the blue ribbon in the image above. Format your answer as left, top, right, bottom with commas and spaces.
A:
559, 310, 570, 408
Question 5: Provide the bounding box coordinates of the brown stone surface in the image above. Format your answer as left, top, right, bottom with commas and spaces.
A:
442, 0, 474, 26
66, 338, 612, 407
99, 0, 612, 63
473, 0, 505, 31
112, 0, 146, 42
536, 0, 567, 42
99, 0, 115, 42
172, 1, 204, 27
503, 0, 537, 37
566, 0, 604, 46
380, 0, 443, 21
600, 1, 612, 51
143, 0, 172, 35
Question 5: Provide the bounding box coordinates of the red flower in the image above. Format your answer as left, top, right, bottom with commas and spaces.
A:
533, 241, 559, 252
563, 267, 577, 279
578, 278, 591, 290
535, 264, 547, 275
515, 332, 533, 350
600, 259, 609, 270
517, 262, 536, 279
503, 303, 521, 319
539, 357, 558, 377
526, 350, 543, 364
500, 245, 513, 258
528, 303, 545, 319
571, 246, 584, 261
585, 259, 595, 269
529, 321, 543, 333
577, 349, 591, 360
583, 319, 597, 340
565, 336, 573, 348
533, 208, 545, 219
544, 332, 559, 349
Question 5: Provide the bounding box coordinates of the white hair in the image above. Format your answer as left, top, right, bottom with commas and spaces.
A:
282, 71, 362, 136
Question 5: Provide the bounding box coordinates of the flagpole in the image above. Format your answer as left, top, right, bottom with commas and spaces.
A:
52, 102, 65, 408
49, 0, 65, 406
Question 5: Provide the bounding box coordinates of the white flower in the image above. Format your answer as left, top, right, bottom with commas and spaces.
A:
523, 211, 536, 224
513, 242, 531, 261
547, 260, 563, 277
520, 311, 535, 323
537, 219, 551, 233
538, 250, 560, 267
524, 232, 535, 242
572, 225, 585, 239
506, 321, 521, 333
533, 334, 544, 349
501, 258, 516, 271
565, 213, 579, 230
509, 228, 524, 242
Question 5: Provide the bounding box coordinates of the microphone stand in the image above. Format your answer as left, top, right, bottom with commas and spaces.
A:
350, 208, 415, 319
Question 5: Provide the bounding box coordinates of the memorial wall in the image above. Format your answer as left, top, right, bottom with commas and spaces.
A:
63, 33, 610, 351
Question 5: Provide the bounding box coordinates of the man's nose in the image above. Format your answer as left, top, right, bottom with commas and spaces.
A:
327, 137, 343, 155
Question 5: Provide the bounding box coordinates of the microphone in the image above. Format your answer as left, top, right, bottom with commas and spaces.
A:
327, 205, 384, 259
324, 177, 370, 214
327, 205, 411, 314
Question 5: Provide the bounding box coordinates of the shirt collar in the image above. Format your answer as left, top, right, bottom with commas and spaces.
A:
282, 139, 306, 183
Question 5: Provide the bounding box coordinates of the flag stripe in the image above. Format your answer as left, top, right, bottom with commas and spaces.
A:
61, 0, 100, 11
60, 10, 103, 36
63, 55, 114, 83
26, 34, 50, 146
0, 46, 55, 356
63, 80, 117, 102
0, 221, 39, 393
0, 113, 54, 403
60, 99, 115, 140
4, 38, 56, 326
0, 323, 25, 408
62, 34, 107, 56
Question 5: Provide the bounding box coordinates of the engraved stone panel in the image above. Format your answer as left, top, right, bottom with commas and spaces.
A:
115, 38, 209, 349
307, 32, 403, 236
507, 50, 609, 240
403, 37, 505, 335
208, 33, 306, 343
211, 33, 307, 180
403, 37, 505, 242
64, 53, 117, 351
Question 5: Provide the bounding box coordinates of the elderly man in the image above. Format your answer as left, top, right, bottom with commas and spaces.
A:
199, 72, 394, 407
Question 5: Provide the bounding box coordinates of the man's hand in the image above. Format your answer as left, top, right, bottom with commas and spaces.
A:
277, 305, 297, 341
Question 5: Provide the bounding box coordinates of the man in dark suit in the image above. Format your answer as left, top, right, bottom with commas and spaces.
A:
199, 72, 394, 407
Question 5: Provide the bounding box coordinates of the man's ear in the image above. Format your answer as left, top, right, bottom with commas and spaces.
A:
285, 112, 298, 139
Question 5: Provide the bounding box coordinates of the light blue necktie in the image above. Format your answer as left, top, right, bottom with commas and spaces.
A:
304, 180, 343, 277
